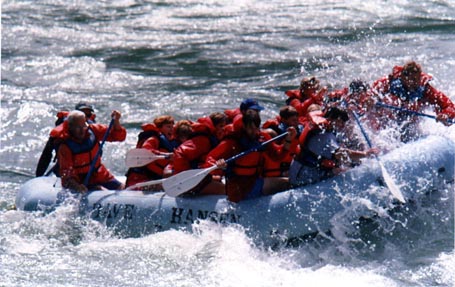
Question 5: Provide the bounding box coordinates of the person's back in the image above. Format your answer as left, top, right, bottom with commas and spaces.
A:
173, 113, 226, 174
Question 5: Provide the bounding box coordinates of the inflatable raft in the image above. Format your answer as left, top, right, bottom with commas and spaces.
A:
16, 136, 455, 241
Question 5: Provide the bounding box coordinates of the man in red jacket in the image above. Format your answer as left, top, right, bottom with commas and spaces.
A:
371, 61, 455, 141
52, 110, 127, 193
35, 102, 97, 177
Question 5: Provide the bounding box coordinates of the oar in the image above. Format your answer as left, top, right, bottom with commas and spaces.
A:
83, 118, 115, 187
351, 111, 406, 203
376, 102, 454, 124
127, 132, 289, 196
125, 148, 169, 168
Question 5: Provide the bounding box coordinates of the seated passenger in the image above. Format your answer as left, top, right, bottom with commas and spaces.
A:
326, 81, 376, 149
173, 112, 227, 174
162, 120, 193, 177
173, 120, 193, 146
285, 76, 327, 117
371, 61, 455, 142
289, 107, 378, 187
125, 115, 176, 188
52, 110, 126, 193
224, 98, 264, 132
36, 102, 97, 177
204, 111, 297, 202
262, 106, 303, 177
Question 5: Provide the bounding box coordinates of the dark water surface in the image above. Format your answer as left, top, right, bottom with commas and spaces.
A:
1, 1, 454, 286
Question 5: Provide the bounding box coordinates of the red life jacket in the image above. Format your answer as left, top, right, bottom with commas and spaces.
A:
226, 131, 271, 177
262, 116, 301, 177
285, 89, 325, 117
232, 150, 263, 177
262, 117, 281, 132
224, 108, 241, 123
372, 66, 453, 115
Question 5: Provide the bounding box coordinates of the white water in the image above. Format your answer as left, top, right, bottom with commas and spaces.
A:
1, 0, 455, 286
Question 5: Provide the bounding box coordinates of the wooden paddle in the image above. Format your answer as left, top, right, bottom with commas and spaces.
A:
125, 148, 169, 168
126, 132, 289, 196
351, 111, 406, 203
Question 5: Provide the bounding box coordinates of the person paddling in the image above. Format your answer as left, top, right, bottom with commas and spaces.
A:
35, 102, 97, 177
371, 61, 455, 142
173, 113, 227, 174
289, 107, 378, 187
125, 115, 177, 189
52, 110, 126, 193
204, 111, 297, 202
262, 106, 303, 177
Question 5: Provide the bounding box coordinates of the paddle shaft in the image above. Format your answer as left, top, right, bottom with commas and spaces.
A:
225, 132, 289, 164
376, 102, 454, 124
351, 110, 405, 203
351, 111, 373, 149
125, 148, 169, 168
83, 118, 115, 186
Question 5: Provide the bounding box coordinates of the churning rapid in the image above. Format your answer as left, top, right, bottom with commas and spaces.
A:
1, 1, 454, 286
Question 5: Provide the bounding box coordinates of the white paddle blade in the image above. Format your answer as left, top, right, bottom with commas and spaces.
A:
163, 166, 218, 197
125, 149, 166, 168
379, 161, 405, 203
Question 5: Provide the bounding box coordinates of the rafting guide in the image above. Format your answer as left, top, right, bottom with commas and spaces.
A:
51, 110, 127, 193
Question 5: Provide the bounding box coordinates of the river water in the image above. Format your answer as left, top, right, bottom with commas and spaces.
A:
1, 0, 454, 286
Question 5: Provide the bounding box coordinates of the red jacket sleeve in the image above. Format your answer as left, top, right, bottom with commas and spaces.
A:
90, 123, 127, 142
425, 85, 455, 118
142, 137, 161, 154
173, 136, 212, 174
203, 139, 239, 168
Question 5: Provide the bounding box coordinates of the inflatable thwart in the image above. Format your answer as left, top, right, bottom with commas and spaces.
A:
16, 136, 455, 241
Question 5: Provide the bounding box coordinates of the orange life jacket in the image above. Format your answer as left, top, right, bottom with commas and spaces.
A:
64, 129, 101, 175
262, 117, 302, 177
225, 131, 270, 177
